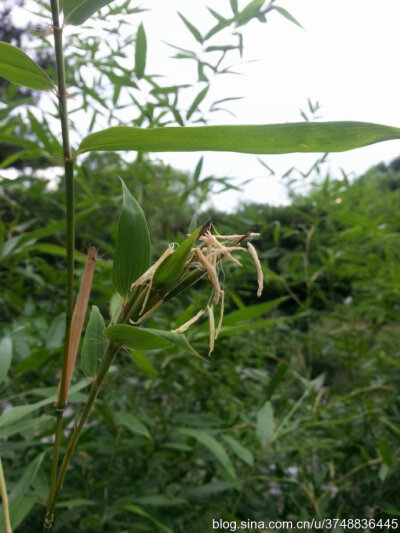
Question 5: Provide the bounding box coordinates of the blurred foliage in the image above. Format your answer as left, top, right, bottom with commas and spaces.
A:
0, 0, 399, 531
2, 158, 400, 530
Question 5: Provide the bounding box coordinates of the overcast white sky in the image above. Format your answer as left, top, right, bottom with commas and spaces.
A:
11, 1, 400, 210
141, 1, 400, 209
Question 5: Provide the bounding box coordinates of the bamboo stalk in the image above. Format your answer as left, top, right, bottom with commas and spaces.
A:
44, 1, 76, 529
0, 456, 12, 533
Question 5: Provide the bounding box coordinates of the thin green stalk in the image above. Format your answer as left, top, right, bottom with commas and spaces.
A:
0, 456, 12, 533
50, 0, 75, 408
45, 412, 62, 518
45, 342, 121, 519
44, 0, 75, 528
44, 286, 156, 519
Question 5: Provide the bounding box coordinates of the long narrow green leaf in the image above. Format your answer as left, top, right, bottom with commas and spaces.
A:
80, 305, 106, 377
179, 428, 237, 480
273, 6, 303, 29
144, 328, 204, 360
222, 435, 254, 466
178, 13, 203, 44
124, 504, 172, 533
130, 349, 158, 377
114, 412, 152, 440
77, 122, 400, 156
265, 361, 289, 400
0, 380, 90, 429
256, 401, 274, 447
230, 0, 239, 14
0, 42, 54, 90
0, 453, 46, 532
63, 0, 116, 25
135, 23, 147, 79
104, 324, 172, 350
0, 337, 12, 384
104, 324, 203, 359
152, 227, 202, 292
186, 86, 209, 120
0, 416, 53, 439
222, 296, 288, 326
111, 179, 150, 296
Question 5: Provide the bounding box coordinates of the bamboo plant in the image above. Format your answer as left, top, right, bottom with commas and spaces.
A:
0, 0, 400, 530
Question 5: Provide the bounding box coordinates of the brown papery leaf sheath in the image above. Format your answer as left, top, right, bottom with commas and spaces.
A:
56, 247, 97, 406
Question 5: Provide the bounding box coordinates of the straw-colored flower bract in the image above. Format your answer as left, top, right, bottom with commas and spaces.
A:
128, 227, 263, 356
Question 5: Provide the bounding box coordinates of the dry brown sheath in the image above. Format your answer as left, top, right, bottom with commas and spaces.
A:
56, 247, 97, 406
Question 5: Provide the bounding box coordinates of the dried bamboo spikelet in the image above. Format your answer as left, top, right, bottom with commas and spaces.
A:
130, 300, 163, 325
247, 242, 264, 297
139, 282, 152, 316
211, 232, 260, 242
171, 309, 205, 333
130, 245, 174, 290
195, 248, 221, 305
215, 290, 225, 339
56, 247, 97, 407
205, 232, 243, 266
207, 305, 215, 356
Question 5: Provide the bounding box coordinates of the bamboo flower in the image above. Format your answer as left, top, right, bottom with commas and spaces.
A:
171, 309, 205, 333
247, 241, 264, 297
208, 305, 215, 356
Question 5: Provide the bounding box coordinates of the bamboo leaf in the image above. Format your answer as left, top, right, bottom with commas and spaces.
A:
45, 313, 66, 349
144, 328, 204, 360
130, 349, 158, 377
0, 337, 12, 384
186, 86, 209, 120
134, 494, 186, 506
256, 400, 274, 447
0, 41, 54, 91
0, 453, 46, 531
105, 324, 203, 359
0, 415, 53, 440
230, 0, 239, 14
179, 428, 237, 480
104, 325, 172, 350
378, 436, 393, 467
265, 361, 289, 400
63, 0, 116, 25
80, 305, 106, 377
124, 503, 173, 533
207, 8, 227, 23
222, 296, 288, 326
135, 23, 147, 79
178, 13, 203, 44
152, 227, 202, 292
273, 6, 303, 29
222, 435, 254, 466
8, 453, 45, 508
77, 122, 400, 156
111, 179, 150, 296
0, 380, 90, 429
109, 292, 124, 322
114, 412, 152, 440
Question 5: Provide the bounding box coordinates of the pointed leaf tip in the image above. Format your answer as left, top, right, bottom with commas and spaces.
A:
111, 179, 151, 297
135, 23, 147, 79
0, 41, 54, 90
81, 305, 106, 377
63, 0, 117, 25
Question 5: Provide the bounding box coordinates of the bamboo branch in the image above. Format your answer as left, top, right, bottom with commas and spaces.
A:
44, 1, 76, 529
0, 456, 12, 533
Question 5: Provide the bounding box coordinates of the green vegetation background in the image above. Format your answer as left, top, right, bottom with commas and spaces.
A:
1, 1, 400, 531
